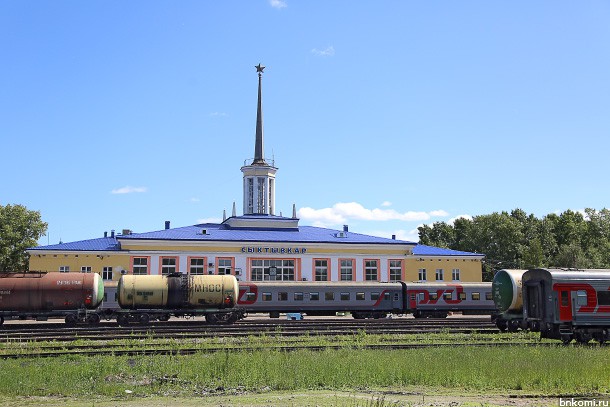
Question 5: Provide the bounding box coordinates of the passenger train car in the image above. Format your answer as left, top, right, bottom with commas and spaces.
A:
238, 281, 495, 319
522, 268, 610, 344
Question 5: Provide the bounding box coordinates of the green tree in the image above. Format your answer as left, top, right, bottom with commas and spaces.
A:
0, 204, 47, 271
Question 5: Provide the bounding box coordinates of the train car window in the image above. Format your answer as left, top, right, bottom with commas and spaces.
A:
278, 292, 288, 301
246, 292, 256, 302
443, 292, 452, 301
576, 291, 587, 306
560, 291, 569, 307
340, 292, 350, 301
310, 292, 320, 301
325, 292, 335, 301
371, 292, 380, 301
485, 292, 492, 301
459, 292, 466, 300
598, 291, 610, 305
384, 293, 391, 300
262, 292, 272, 301
471, 293, 480, 301
294, 292, 304, 301
356, 292, 365, 300
429, 293, 438, 301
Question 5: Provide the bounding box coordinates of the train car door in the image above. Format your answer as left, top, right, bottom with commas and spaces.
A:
525, 283, 542, 320
556, 288, 573, 321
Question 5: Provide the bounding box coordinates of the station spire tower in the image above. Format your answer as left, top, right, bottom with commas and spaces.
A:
241, 64, 278, 215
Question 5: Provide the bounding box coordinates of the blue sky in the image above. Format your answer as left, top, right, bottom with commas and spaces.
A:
2, 1, 609, 246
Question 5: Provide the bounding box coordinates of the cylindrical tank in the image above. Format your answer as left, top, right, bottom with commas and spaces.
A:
188, 275, 239, 308
118, 274, 238, 310
0, 272, 104, 311
492, 269, 526, 313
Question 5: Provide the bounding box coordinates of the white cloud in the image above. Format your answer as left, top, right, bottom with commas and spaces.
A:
381, 201, 392, 207
189, 197, 200, 203
297, 202, 448, 226
311, 46, 335, 57
269, 0, 287, 9
209, 112, 228, 117
111, 186, 147, 194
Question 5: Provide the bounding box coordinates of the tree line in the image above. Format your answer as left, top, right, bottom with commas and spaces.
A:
418, 208, 610, 281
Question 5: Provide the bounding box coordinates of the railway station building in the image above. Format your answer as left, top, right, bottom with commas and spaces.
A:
27, 65, 484, 283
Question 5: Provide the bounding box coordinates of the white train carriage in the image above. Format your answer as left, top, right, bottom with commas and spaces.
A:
522, 268, 610, 344
406, 282, 495, 318
238, 281, 406, 319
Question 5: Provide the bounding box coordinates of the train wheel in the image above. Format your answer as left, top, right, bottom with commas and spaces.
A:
117, 314, 130, 326
65, 314, 78, 326
507, 320, 520, 333
138, 313, 150, 325
574, 332, 591, 344
205, 313, 219, 324
495, 320, 507, 332
158, 314, 170, 322
86, 313, 101, 325
561, 334, 573, 345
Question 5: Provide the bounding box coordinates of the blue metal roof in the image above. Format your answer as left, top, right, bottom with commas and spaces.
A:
412, 244, 483, 257
28, 237, 120, 252
28, 226, 482, 257
117, 223, 414, 245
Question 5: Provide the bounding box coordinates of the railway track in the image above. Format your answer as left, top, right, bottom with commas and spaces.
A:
0, 317, 497, 343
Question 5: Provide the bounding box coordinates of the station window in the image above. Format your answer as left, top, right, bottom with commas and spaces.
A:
81, 266, 92, 273
365, 260, 379, 281
278, 292, 288, 301
161, 257, 177, 275
310, 292, 320, 301
251, 259, 295, 281
102, 266, 113, 281
471, 292, 480, 301
356, 292, 365, 301
314, 259, 329, 281
418, 268, 427, 281
217, 258, 233, 275
435, 269, 444, 281
262, 292, 272, 302
132, 257, 148, 275
189, 258, 206, 275
389, 260, 403, 282
294, 292, 304, 301
340, 259, 354, 281
452, 268, 460, 281
325, 292, 335, 301
59, 266, 70, 273
340, 292, 350, 301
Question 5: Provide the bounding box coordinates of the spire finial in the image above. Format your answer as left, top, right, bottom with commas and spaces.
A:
252, 63, 267, 165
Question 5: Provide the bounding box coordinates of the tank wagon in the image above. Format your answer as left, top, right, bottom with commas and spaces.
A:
491, 269, 527, 332
238, 281, 495, 319
0, 272, 104, 325
522, 268, 610, 344
115, 273, 243, 325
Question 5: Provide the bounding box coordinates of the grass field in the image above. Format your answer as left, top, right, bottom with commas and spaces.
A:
0, 345, 608, 403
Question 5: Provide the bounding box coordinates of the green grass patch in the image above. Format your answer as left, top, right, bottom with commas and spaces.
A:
0, 345, 608, 399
